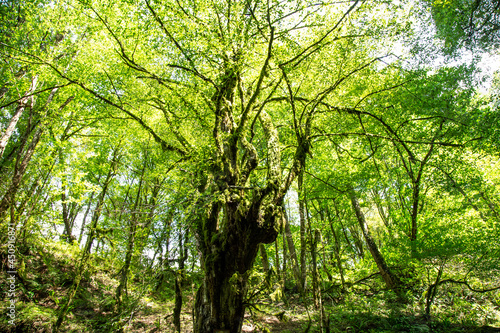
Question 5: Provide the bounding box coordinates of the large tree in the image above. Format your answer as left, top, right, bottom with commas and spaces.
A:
10, 0, 443, 331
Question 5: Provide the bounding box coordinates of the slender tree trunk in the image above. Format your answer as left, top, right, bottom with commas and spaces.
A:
116, 157, 146, 310
311, 229, 328, 331
155, 211, 173, 292
326, 215, 345, 289
408, 140, 434, 256
259, 243, 270, 275
0, 76, 38, 159
173, 269, 183, 332
1, 89, 72, 223
283, 205, 302, 292
282, 229, 287, 283
274, 238, 280, 276
425, 262, 444, 318
348, 224, 365, 259
311, 229, 320, 309
333, 202, 363, 259
0, 127, 43, 220
115, 219, 137, 310
18, 157, 55, 244
14, 174, 39, 217
173, 230, 188, 332
331, 227, 345, 289
349, 188, 401, 295
78, 191, 96, 244
309, 201, 333, 284
135, 178, 162, 256
54, 148, 119, 332
61, 187, 75, 242
2, 174, 40, 237
59, 148, 81, 242
60, 144, 72, 242
325, 206, 345, 289
298, 170, 307, 292
372, 189, 393, 237
410, 180, 420, 243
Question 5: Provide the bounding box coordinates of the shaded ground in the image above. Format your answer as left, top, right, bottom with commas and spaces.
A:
0, 241, 499, 332
1, 283, 499, 332
116, 295, 500, 333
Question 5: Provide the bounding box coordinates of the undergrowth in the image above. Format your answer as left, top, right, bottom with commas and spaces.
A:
0, 239, 499, 332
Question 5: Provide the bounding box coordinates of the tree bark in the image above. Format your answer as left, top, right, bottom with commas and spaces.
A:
173, 230, 188, 332
78, 191, 96, 244
349, 188, 401, 294
54, 147, 119, 332
326, 207, 346, 290
116, 189, 141, 310
0, 75, 38, 159
259, 243, 270, 275
283, 205, 303, 292
192, 104, 290, 332
61, 186, 77, 243
298, 170, 307, 292
311, 229, 321, 309
282, 228, 287, 283
193, 196, 283, 332
425, 262, 444, 318
274, 238, 280, 276
324, 205, 346, 289
0, 126, 43, 220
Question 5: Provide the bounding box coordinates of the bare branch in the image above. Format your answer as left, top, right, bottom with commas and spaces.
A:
280, 0, 361, 68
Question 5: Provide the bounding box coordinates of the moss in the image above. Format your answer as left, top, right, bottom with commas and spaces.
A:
0, 302, 58, 332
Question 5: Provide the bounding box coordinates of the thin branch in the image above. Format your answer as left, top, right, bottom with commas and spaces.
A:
0, 82, 72, 110
39, 59, 187, 156
280, 0, 361, 68
305, 170, 347, 193
144, 0, 213, 85
436, 279, 500, 293
311, 131, 465, 147
236, 26, 275, 137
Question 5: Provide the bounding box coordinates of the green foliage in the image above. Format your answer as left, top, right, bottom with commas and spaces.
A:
1, 0, 499, 331
428, 0, 500, 53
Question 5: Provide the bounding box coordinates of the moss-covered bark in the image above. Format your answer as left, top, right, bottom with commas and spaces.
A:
192, 57, 287, 330
193, 191, 283, 332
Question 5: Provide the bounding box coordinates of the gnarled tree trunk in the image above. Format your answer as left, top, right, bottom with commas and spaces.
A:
193, 200, 282, 332
190, 38, 303, 330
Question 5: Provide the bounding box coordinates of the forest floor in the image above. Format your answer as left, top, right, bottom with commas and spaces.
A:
65, 291, 500, 333
0, 240, 499, 332
118, 295, 500, 333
